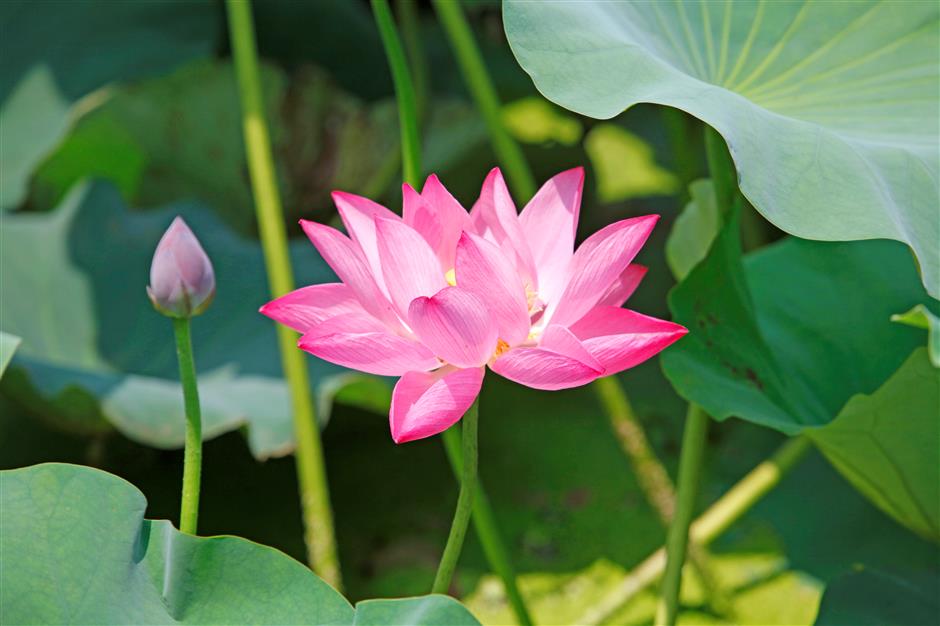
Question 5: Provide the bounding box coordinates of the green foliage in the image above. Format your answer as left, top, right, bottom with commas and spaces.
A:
0, 462, 479, 625
0, 0, 217, 210
661, 214, 939, 539
810, 349, 939, 541
502, 97, 583, 146
665, 179, 719, 281
892, 304, 940, 367
0, 182, 387, 459
29, 60, 400, 234
504, 0, 940, 297
814, 567, 940, 626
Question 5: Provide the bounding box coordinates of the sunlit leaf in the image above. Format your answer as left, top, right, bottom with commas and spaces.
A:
810, 349, 939, 541
892, 304, 940, 367
502, 96, 583, 146
660, 213, 939, 539
665, 179, 719, 281
0, 462, 479, 625
584, 124, 679, 202
0, 182, 389, 459
505, 0, 940, 297
0, 0, 217, 210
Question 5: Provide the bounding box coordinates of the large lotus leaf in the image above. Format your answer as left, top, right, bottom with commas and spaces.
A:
0, 0, 217, 210
0, 463, 479, 625
660, 214, 938, 538
28, 60, 400, 234
504, 1, 940, 297
814, 567, 939, 626
810, 349, 939, 541
0, 181, 388, 459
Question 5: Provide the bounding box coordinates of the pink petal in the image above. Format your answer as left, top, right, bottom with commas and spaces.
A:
299, 321, 439, 376
454, 232, 530, 346
259, 283, 368, 333
409, 286, 499, 368
570, 306, 688, 374
490, 345, 602, 391
332, 191, 400, 296
545, 215, 660, 327
300, 220, 400, 329
390, 366, 484, 443
402, 184, 443, 260
405, 175, 471, 270
518, 167, 584, 306
375, 217, 447, 319
538, 325, 604, 372
469, 168, 537, 289
597, 264, 648, 307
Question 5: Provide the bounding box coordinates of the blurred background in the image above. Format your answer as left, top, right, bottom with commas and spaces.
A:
1, 2, 935, 624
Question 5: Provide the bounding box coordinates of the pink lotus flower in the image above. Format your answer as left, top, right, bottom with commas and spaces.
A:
262, 168, 687, 443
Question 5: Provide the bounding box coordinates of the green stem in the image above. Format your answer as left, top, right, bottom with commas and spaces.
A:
396, 0, 428, 124
226, 0, 342, 590
704, 125, 737, 216
432, 0, 536, 200
578, 436, 813, 625
442, 428, 534, 625
656, 404, 709, 626
173, 317, 202, 535
662, 108, 698, 196
372, 0, 423, 186
372, 4, 532, 617
432, 400, 479, 594
593, 377, 732, 618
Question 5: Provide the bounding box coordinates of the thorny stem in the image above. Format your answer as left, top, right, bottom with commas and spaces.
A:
173, 317, 202, 536
226, 0, 342, 589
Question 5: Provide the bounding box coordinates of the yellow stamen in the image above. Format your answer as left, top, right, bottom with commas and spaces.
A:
493, 338, 510, 358
445, 268, 457, 286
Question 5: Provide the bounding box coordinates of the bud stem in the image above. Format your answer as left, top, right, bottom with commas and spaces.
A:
173, 317, 202, 535
432, 398, 479, 594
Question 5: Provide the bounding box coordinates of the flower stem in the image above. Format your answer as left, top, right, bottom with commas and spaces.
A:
173, 317, 202, 535
432, 399, 479, 594
396, 0, 428, 124
580, 435, 813, 625
656, 404, 709, 625
442, 427, 534, 625
226, 0, 342, 590
431, 0, 536, 201
704, 125, 737, 216
372, 0, 423, 186
372, 4, 532, 616
593, 377, 732, 618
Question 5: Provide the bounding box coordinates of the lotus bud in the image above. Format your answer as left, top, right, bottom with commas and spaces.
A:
147, 217, 215, 318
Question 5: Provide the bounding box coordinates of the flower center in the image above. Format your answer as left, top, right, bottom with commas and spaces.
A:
493, 338, 510, 359
445, 268, 457, 286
